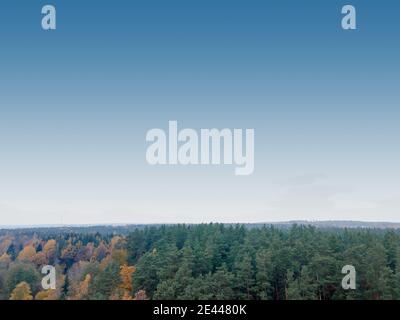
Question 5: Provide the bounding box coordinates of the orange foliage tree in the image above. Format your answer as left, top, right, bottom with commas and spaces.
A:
10, 282, 33, 300
17, 245, 36, 263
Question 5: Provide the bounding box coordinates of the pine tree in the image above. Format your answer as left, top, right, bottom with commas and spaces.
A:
255, 249, 273, 299
233, 249, 254, 299
286, 267, 317, 300
5, 263, 40, 297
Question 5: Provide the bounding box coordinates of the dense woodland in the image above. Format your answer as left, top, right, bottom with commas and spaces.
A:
1, 224, 400, 300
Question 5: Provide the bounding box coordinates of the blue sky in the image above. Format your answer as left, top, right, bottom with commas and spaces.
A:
0, 0, 399, 225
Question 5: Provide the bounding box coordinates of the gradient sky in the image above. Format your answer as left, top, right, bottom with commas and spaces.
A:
0, 0, 399, 225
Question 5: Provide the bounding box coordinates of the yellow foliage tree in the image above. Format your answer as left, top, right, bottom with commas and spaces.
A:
71, 274, 91, 300
119, 265, 136, 300
110, 236, 123, 250
10, 282, 33, 300
35, 290, 58, 300
43, 239, 57, 263
99, 254, 112, 270
17, 245, 36, 262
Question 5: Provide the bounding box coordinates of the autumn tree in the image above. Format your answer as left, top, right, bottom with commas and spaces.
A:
17, 245, 36, 263
10, 282, 33, 300
35, 289, 58, 300
119, 265, 136, 300
43, 239, 57, 265
61, 243, 78, 267
71, 274, 91, 300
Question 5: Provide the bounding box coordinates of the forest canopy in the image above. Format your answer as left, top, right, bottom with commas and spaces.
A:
0, 224, 400, 300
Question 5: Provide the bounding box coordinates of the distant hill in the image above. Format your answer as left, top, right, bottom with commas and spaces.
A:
262, 220, 400, 229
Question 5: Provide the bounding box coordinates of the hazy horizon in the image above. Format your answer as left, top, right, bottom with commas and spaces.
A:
3, 219, 400, 229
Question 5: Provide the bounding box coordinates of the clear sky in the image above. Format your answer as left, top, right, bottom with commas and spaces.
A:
0, 0, 399, 225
